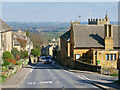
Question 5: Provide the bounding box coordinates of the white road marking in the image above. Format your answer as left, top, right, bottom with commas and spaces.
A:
28, 82, 32, 84
54, 64, 92, 84
30, 69, 33, 72
18, 63, 40, 87
33, 82, 36, 84
82, 75, 90, 80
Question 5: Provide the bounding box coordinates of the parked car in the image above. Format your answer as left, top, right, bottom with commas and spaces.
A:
44, 56, 52, 64
40, 56, 45, 62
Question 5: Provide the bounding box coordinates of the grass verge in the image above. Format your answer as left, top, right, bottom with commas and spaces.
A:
110, 74, 118, 77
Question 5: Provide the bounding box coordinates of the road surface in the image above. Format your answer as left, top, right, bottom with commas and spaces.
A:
18, 62, 98, 88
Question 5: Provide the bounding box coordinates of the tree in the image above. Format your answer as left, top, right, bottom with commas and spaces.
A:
31, 49, 40, 57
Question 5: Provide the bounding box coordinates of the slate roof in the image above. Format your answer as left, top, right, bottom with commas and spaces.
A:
0, 19, 12, 32
73, 24, 119, 48
60, 30, 70, 41
14, 32, 26, 39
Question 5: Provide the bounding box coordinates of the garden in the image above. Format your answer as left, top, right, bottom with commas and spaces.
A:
0, 48, 29, 84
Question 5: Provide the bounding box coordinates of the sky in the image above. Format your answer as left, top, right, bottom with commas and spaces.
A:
1, 2, 119, 22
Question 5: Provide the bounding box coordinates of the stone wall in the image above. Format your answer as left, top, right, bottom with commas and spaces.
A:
74, 60, 101, 72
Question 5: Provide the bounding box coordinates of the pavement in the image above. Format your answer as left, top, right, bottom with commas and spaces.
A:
1, 61, 120, 89
1, 63, 37, 88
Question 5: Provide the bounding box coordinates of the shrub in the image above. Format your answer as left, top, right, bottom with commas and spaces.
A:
21, 51, 28, 59
15, 55, 20, 61
5, 58, 16, 64
2, 51, 15, 60
11, 48, 20, 57
2, 60, 10, 66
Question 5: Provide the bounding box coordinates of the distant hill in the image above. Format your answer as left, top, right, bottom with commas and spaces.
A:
6, 21, 118, 31
7, 21, 118, 42
6, 22, 70, 31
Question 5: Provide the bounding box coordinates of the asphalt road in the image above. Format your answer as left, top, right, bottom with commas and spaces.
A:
18, 62, 98, 88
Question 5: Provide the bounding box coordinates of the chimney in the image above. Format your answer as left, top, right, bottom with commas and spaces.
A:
104, 24, 113, 50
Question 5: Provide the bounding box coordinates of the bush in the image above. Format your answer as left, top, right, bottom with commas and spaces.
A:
2, 60, 10, 66
5, 58, 16, 64
2, 51, 15, 60
15, 55, 20, 61
31, 48, 40, 57
21, 51, 28, 59
11, 48, 21, 57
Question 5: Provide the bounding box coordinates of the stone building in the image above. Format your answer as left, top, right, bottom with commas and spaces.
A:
0, 19, 13, 64
13, 30, 33, 54
58, 14, 120, 69
88, 14, 110, 25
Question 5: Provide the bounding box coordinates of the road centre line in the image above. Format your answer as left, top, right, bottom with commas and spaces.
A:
54, 64, 92, 83
18, 63, 38, 87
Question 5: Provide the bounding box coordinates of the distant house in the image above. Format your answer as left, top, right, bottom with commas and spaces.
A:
58, 14, 120, 69
13, 31, 26, 51
41, 38, 58, 57
45, 45, 54, 56
0, 19, 13, 64
13, 30, 33, 54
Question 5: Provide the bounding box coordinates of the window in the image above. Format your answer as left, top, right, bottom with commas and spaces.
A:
106, 54, 109, 60
113, 54, 116, 60
75, 54, 81, 60
106, 54, 116, 60
109, 54, 113, 60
